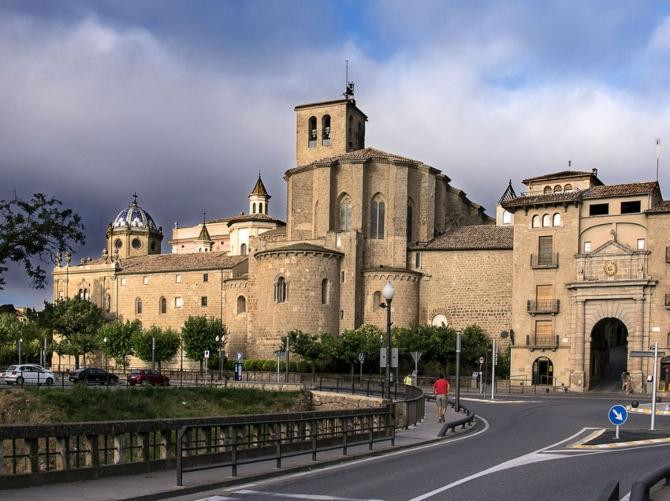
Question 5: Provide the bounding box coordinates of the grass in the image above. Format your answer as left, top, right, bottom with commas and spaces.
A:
0, 386, 307, 424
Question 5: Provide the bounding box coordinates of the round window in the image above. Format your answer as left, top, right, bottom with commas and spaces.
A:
132, 238, 142, 249
431, 314, 448, 328
114, 239, 122, 249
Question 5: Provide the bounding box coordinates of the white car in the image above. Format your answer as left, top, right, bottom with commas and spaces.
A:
3, 364, 55, 386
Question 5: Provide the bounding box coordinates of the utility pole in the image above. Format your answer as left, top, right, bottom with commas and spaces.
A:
652, 341, 659, 431
151, 336, 156, 371
455, 331, 462, 412
285, 336, 290, 383
491, 338, 497, 400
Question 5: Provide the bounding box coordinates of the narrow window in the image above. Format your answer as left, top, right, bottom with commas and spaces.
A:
105, 293, 111, 312
415, 252, 421, 268
237, 295, 246, 314
538, 236, 553, 266
135, 298, 142, 315
535, 319, 553, 341
552, 213, 561, 226
341, 271, 345, 283
201, 296, 208, 307
203, 273, 208, 282
542, 214, 551, 227
160, 297, 167, 314
407, 204, 413, 242
340, 309, 344, 319
370, 195, 385, 239
275, 277, 287, 303
259, 203, 263, 214
589, 203, 609, 216
240, 243, 247, 256
532, 215, 540, 228
143, 276, 148, 285
584, 241, 591, 253
83, 289, 89, 300
621, 201, 641, 214
373, 291, 382, 310
121, 277, 127, 286
321, 278, 329, 305
543, 186, 552, 194
322, 115, 331, 145
176, 274, 181, 283
308, 116, 317, 148
339, 195, 352, 231
637, 238, 646, 250
252, 203, 256, 214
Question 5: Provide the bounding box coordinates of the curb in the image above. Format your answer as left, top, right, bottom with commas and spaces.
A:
570, 428, 670, 450
627, 405, 670, 416
122, 418, 483, 501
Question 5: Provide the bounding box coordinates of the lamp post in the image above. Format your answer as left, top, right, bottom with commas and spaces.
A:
215, 335, 225, 380
18, 337, 23, 364
151, 336, 156, 371
382, 281, 395, 400
455, 330, 462, 413
103, 337, 108, 372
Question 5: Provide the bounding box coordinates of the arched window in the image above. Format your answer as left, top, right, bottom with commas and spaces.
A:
370, 195, 385, 239
532, 215, 540, 228
322, 115, 331, 145
373, 291, 382, 310
431, 314, 448, 327
542, 214, 551, 227
338, 194, 352, 231
159, 296, 167, 314
135, 297, 142, 315
552, 213, 561, 226
237, 295, 246, 315
259, 203, 263, 214
407, 202, 414, 242
543, 186, 552, 194
564, 184, 573, 192
553, 185, 562, 193
240, 243, 247, 256
308, 116, 317, 147
252, 203, 256, 214
105, 293, 111, 313
503, 210, 512, 224
275, 276, 287, 303
321, 278, 329, 305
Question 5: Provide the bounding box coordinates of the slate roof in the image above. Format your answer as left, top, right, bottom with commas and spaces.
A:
498, 180, 517, 204
118, 252, 246, 274
414, 225, 514, 251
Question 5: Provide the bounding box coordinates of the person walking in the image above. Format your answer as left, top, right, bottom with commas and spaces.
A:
433, 373, 450, 423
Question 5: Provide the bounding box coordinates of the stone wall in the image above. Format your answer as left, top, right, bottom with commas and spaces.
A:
310, 390, 384, 411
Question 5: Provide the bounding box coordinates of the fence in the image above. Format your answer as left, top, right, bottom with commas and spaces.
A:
176, 407, 394, 485
0, 407, 394, 489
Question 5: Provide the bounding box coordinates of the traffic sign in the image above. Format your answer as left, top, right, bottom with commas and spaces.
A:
358, 352, 365, 364
237, 352, 243, 362
630, 350, 666, 358
379, 348, 387, 368
608, 404, 628, 426
391, 348, 398, 368
204, 350, 210, 359
479, 357, 484, 365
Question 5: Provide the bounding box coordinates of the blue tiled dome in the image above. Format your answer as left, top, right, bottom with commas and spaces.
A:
112, 195, 158, 231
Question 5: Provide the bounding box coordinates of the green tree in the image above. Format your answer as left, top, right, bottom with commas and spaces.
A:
328, 325, 382, 383
460, 324, 491, 370
50, 297, 105, 368
394, 325, 434, 374
181, 316, 226, 373
280, 330, 326, 380
0, 312, 45, 364
133, 326, 181, 372
98, 320, 141, 371
0, 193, 85, 289
428, 325, 456, 373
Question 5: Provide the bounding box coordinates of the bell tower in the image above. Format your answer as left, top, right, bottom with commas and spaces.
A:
294, 85, 367, 166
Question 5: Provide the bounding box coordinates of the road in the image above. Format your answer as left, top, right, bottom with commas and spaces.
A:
174, 394, 670, 501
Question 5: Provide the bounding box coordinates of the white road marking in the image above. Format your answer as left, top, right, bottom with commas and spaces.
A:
196, 497, 238, 501
408, 427, 598, 501
233, 490, 383, 501
224, 416, 490, 493
460, 397, 539, 404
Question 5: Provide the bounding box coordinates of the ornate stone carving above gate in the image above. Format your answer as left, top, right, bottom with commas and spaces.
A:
576, 240, 649, 282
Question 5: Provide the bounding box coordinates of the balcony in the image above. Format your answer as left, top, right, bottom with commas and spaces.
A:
526, 334, 559, 351
527, 299, 560, 315
531, 253, 559, 269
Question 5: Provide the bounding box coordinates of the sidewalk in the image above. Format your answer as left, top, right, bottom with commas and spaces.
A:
1, 402, 473, 501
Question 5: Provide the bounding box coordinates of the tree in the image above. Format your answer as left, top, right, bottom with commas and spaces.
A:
133, 326, 181, 372
181, 316, 226, 373
328, 325, 382, 383
428, 326, 456, 373
460, 324, 491, 371
281, 330, 326, 380
49, 297, 104, 368
98, 320, 141, 371
0, 193, 85, 289
394, 325, 434, 375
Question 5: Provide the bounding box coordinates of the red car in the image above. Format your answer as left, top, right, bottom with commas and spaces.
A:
127, 369, 170, 386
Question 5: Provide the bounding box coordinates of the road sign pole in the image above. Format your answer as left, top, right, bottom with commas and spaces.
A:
455, 331, 461, 413
651, 341, 659, 431
491, 339, 496, 400
615, 424, 620, 440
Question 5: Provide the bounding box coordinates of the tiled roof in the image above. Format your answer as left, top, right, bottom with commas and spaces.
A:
250, 175, 269, 197
118, 252, 246, 274
502, 190, 583, 209
646, 200, 670, 214
205, 216, 233, 224
300, 147, 421, 168
258, 227, 287, 238
582, 182, 658, 199
255, 242, 343, 256
226, 213, 285, 226
414, 225, 513, 250
522, 170, 595, 184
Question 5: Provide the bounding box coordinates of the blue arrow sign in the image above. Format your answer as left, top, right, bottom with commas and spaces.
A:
608, 404, 628, 426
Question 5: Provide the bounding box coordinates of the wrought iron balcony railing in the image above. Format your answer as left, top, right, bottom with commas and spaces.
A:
526, 334, 559, 351
531, 253, 559, 269
527, 299, 560, 314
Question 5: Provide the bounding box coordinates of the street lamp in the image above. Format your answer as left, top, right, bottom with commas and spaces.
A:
381, 281, 395, 399
103, 337, 108, 372
455, 330, 462, 412
18, 337, 23, 365
215, 335, 226, 380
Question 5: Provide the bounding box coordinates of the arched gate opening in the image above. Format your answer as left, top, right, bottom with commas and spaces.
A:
590, 317, 628, 391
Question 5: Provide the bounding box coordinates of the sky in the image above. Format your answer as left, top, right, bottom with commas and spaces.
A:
3, 0, 670, 308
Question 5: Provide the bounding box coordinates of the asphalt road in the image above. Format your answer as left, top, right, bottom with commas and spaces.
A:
176, 394, 670, 501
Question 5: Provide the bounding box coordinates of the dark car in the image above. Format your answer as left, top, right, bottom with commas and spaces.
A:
127, 369, 170, 386
69, 367, 119, 385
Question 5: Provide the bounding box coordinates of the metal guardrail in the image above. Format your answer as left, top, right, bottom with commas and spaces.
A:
598, 480, 619, 501
629, 463, 670, 501
437, 399, 476, 436
176, 407, 395, 486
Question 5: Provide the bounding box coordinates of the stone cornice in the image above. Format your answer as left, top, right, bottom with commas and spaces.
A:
566, 279, 657, 290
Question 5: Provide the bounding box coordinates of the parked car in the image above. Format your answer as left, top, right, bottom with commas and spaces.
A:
3, 364, 55, 385
68, 367, 119, 385
127, 369, 170, 386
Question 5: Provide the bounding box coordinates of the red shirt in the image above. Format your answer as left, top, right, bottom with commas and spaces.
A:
433, 378, 449, 395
